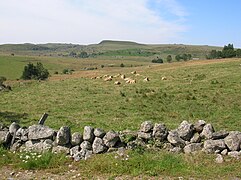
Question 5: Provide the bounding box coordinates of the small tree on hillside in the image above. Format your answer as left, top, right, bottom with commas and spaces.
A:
166, 55, 172, 63
21, 62, 49, 80
175, 55, 181, 61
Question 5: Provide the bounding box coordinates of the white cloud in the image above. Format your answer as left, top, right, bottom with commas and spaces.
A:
0, 0, 188, 44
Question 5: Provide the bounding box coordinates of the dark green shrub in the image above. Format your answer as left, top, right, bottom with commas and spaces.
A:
21, 62, 49, 80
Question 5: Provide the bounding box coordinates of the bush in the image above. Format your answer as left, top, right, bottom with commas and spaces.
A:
152, 58, 163, 63
120, 63, 125, 67
21, 62, 49, 80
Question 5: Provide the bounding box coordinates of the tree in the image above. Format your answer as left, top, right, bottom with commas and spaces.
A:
187, 54, 192, 60
182, 54, 188, 61
175, 55, 181, 61
152, 58, 163, 63
166, 55, 172, 63
236, 49, 241, 58
222, 43, 236, 58
21, 62, 49, 80
78, 51, 88, 58
120, 63, 125, 67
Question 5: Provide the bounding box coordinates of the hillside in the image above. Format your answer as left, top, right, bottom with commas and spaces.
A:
0, 40, 222, 58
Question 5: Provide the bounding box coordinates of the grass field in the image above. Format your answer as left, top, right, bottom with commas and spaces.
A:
0, 54, 241, 178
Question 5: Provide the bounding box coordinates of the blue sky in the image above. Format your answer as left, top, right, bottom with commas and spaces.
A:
0, 0, 240, 47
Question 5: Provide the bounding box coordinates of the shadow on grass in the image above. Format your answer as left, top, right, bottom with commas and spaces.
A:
0, 111, 29, 125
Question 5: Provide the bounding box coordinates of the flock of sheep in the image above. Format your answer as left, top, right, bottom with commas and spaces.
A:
90, 71, 167, 85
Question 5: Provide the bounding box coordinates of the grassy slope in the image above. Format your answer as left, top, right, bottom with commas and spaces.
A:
0, 54, 240, 178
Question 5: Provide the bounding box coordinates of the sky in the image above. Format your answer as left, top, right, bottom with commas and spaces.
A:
0, 0, 241, 47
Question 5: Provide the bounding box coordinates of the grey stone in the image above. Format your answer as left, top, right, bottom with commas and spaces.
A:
221, 149, 228, 155
94, 128, 106, 138
23, 139, 53, 153
140, 121, 153, 133
227, 151, 241, 159
71, 132, 83, 146
215, 154, 224, 163
103, 131, 120, 147
190, 133, 201, 143
83, 126, 94, 142
167, 130, 186, 148
92, 137, 107, 154
70, 146, 80, 156
52, 145, 70, 154
15, 128, 28, 141
79, 149, 93, 160
200, 124, 214, 139
28, 125, 55, 140
194, 120, 206, 133
203, 139, 226, 153
10, 140, 22, 152
80, 141, 92, 150
184, 143, 203, 154
224, 131, 241, 151
163, 143, 174, 151
177, 121, 194, 141
137, 132, 152, 140
9, 122, 20, 135
0, 130, 11, 144
152, 123, 168, 141
169, 147, 183, 153
56, 126, 71, 145
212, 131, 229, 140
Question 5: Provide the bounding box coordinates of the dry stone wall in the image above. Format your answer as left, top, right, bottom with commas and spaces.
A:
1, 120, 241, 161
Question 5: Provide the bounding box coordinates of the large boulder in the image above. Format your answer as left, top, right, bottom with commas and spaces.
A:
16, 127, 28, 142
70, 146, 80, 156
224, 131, 241, 151
9, 122, 20, 135
167, 130, 186, 148
80, 141, 92, 150
194, 120, 206, 133
200, 124, 214, 139
24, 139, 53, 153
92, 137, 107, 154
152, 123, 168, 141
140, 121, 153, 133
71, 132, 83, 146
94, 128, 106, 138
184, 143, 203, 154
83, 126, 94, 142
103, 131, 120, 148
177, 121, 194, 141
56, 126, 71, 146
203, 139, 226, 153
211, 131, 229, 140
28, 125, 55, 140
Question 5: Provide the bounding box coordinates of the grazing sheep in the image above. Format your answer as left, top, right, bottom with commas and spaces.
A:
91, 77, 97, 79
121, 74, 126, 79
114, 81, 121, 85
126, 79, 136, 84
103, 75, 109, 78
161, 76, 167, 80
143, 77, 150, 82
96, 76, 102, 79
104, 77, 112, 81
131, 71, 137, 74
114, 74, 121, 78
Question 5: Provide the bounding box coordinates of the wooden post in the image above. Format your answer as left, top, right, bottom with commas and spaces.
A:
38, 113, 48, 125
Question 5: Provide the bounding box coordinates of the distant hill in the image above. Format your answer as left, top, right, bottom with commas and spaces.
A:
0, 40, 222, 58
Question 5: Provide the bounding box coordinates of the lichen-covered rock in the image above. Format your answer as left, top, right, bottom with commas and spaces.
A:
79, 149, 93, 160
140, 121, 153, 133
137, 132, 152, 140
52, 145, 69, 154
83, 126, 94, 142
194, 120, 206, 133
224, 131, 241, 151
184, 143, 203, 154
203, 139, 226, 153
10, 140, 22, 152
152, 123, 168, 141
200, 124, 214, 139
227, 151, 241, 159
94, 128, 106, 138
103, 131, 120, 147
80, 141, 92, 150
70, 145, 80, 156
177, 121, 194, 141
167, 130, 186, 148
56, 126, 71, 146
169, 147, 183, 153
9, 122, 20, 135
71, 132, 83, 146
16, 127, 28, 142
28, 125, 55, 140
190, 133, 201, 143
211, 131, 229, 140
92, 137, 107, 154
0, 130, 11, 145
24, 139, 53, 153
215, 154, 224, 163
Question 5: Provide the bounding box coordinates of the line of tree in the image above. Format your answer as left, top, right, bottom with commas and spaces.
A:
21, 62, 49, 80
206, 44, 241, 59
152, 57, 163, 63
175, 54, 192, 61
69, 51, 89, 58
